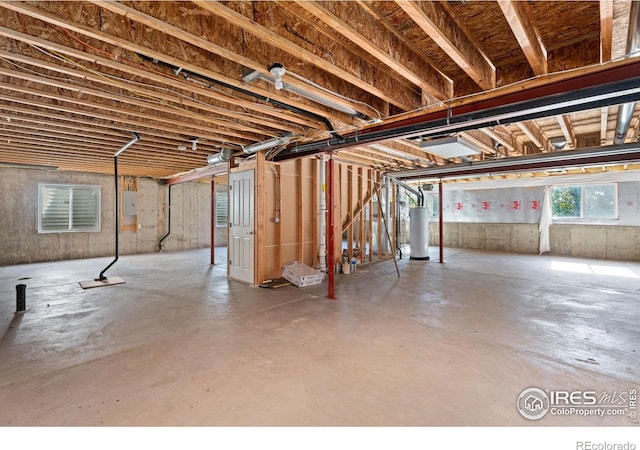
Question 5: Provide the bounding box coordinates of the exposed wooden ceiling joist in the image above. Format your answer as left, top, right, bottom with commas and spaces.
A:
497, 0, 548, 76
601, 0, 614, 62
292, 0, 452, 101
192, 0, 417, 112
396, 0, 495, 90
0, 1, 634, 179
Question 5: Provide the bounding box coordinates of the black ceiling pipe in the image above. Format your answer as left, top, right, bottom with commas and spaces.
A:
273, 60, 640, 162
98, 133, 140, 281
158, 184, 172, 252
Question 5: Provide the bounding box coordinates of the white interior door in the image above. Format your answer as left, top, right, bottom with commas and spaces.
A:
228, 170, 255, 284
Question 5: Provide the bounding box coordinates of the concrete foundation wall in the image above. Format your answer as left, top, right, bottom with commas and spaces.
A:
0, 168, 212, 266
429, 222, 640, 261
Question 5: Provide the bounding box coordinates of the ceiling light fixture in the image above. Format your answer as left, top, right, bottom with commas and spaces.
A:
550, 137, 567, 151
189, 137, 199, 151
420, 135, 481, 159
269, 63, 286, 90
243, 65, 365, 118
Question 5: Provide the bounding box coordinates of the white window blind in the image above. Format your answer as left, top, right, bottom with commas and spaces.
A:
215, 190, 228, 228
38, 184, 101, 233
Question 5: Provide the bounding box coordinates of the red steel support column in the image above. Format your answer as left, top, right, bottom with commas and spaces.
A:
327, 156, 335, 300
439, 178, 444, 264
210, 177, 215, 265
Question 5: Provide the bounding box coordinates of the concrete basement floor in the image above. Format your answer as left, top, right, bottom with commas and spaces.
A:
0, 248, 638, 427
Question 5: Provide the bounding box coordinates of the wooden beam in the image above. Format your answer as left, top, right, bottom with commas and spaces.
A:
600, 0, 614, 63
497, 0, 548, 76
480, 127, 516, 155
396, 0, 495, 90
516, 122, 542, 149
557, 115, 577, 149
293, 1, 452, 100
192, 0, 420, 111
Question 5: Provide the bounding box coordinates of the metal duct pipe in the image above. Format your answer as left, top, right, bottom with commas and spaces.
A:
614, 1, 640, 144
114, 132, 140, 157
393, 179, 424, 207
207, 147, 233, 165
98, 132, 140, 281
243, 135, 292, 155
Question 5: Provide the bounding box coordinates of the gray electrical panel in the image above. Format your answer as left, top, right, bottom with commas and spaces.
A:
123, 191, 137, 216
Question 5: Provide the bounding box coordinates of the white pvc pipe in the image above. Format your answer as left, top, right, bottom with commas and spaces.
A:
318, 155, 327, 271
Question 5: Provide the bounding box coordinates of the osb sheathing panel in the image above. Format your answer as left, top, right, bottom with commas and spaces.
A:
529, 1, 600, 49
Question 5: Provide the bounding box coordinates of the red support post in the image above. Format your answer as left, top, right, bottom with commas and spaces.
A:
439, 178, 444, 264
211, 177, 215, 265
327, 156, 335, 300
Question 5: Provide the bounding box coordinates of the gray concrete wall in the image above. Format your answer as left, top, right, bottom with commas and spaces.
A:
429, 222, 640, 261
0, 168, 212, 266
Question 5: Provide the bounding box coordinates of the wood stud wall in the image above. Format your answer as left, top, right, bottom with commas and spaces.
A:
255, 156, 392, 284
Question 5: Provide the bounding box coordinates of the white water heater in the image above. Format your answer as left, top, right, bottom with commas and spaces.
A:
409, 207, 430, 260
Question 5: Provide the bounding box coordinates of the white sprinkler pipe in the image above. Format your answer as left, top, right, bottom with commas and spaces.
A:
318, 154, 327, 271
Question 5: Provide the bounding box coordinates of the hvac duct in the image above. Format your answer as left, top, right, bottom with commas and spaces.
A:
394, 179, 424, 207
207, 148, 233, 165
614, 1, 640, 144
243, 134, 293, 155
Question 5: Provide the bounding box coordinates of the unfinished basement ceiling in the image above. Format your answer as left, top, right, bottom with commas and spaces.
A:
0, 1, 638, 179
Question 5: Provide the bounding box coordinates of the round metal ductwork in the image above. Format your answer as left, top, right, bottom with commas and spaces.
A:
207, 148, 233, 165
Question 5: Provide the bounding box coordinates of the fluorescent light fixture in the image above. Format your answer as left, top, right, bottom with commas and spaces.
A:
420, 135, 481, 159
243, 67, 361, 117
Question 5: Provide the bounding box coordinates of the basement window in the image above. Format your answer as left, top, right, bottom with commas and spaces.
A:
215, 190, 228, 228
551, 183, 618, 220
38, 184, 101, 233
